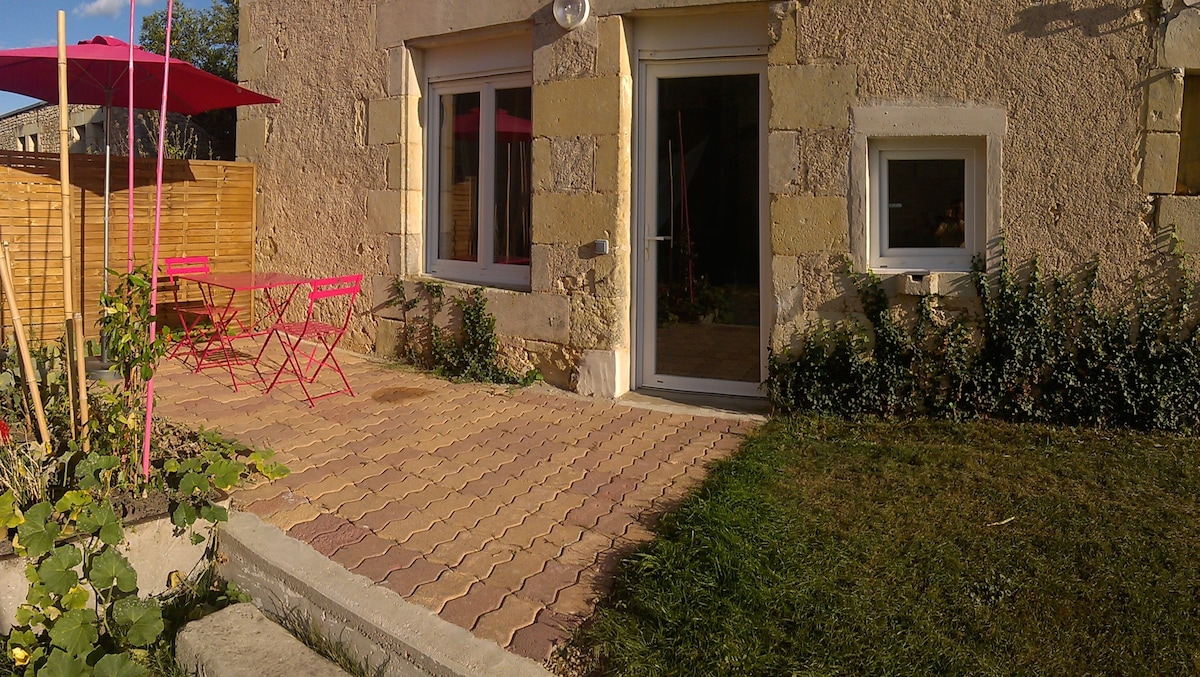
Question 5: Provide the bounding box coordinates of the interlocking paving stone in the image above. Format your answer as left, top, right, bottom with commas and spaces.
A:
440, 580, 509, 631
382, 556, 447, 597
517, 560, 580, 607
377, 509, 442, 544
353, 544, 422, 582
329, 532, 395, 570
335, 491, 395, 522
509, 610, 573, 662
154, 354, 760, 666
402, 520, 463, 555
408, 569, 476, 614
457, 542, 517, 580
474, 594, 545, 650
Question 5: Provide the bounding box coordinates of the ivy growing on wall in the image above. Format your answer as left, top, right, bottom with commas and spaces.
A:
767, 250, 1200, 431
387, 280, 540, 386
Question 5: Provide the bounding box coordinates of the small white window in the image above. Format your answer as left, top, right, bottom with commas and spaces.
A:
868, 137, 985, 272
424, 37, 533, 290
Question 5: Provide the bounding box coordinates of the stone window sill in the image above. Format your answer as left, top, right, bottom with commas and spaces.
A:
873, 271, 977, 298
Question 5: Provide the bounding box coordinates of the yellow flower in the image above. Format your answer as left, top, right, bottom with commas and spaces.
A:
11, 647, 29, 666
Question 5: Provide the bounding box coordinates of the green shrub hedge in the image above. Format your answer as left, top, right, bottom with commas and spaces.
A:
767, 253, 1200, 431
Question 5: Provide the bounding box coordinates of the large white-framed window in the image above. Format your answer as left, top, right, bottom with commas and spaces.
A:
425, 71, 532, 289
868, 137, 985, 272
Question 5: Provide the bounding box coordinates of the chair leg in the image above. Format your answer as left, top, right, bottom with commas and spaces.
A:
265, 331, 317, 407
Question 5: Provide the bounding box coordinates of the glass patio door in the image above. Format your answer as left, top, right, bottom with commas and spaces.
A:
637, 58, 767, 397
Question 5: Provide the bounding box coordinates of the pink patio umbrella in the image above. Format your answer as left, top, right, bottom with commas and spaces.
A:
0, 35, 279, 298
0, 35, 276, 116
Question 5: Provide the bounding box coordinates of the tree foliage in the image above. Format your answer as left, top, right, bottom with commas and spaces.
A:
139, 0, 238, 82
139, 0, 239, 159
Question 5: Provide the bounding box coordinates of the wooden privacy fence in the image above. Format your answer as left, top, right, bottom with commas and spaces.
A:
0, 150, 255, 343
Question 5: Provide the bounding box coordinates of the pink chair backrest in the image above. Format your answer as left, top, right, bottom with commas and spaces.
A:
303, 274, 362, 330
162, 256, 210, 280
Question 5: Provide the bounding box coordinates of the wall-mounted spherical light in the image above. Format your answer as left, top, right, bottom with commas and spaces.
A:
553, 0, 590, 30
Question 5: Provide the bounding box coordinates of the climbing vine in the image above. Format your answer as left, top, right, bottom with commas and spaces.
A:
387, 280, 539, 386
768, 249, 1200, 431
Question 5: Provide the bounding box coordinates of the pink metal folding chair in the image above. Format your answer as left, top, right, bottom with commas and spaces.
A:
160, 256, 220, 368
257, 274, 362, 406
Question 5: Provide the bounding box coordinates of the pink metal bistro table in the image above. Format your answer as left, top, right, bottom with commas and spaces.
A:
176, 271, 311, 391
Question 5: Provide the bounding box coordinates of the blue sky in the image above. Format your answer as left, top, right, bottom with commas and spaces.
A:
0, 0, 164, 114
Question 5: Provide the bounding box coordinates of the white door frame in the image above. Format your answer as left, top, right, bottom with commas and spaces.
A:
633, 54, 769, 398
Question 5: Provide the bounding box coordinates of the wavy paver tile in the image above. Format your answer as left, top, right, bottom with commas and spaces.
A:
440, 580, 509, 631
329, 532, 394, 570
473, 594, 544, 650
354, 544, 421, 582
382, 556, 447, 598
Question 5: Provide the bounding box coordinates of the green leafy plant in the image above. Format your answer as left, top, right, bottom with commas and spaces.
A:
386, 279, 539, 386
768, 249, 1200, 431
0, 267, 290, 675
97, 267, 171, 394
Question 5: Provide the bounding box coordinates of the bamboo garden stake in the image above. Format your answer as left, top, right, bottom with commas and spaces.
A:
0, 244, 51, 446
56, 12, 90, 450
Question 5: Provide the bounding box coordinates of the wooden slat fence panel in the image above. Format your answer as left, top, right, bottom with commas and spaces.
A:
0, 150, 256, 343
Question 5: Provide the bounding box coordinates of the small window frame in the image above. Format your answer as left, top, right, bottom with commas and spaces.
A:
867, 136, 985, 272
425, 71, 533, 290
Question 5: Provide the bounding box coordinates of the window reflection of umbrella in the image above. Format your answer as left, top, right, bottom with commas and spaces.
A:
0, 36, 278, 296
454, 107, 532, 265
453, 106, 532, 139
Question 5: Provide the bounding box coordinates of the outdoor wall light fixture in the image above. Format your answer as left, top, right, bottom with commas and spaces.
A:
553, 0, 590, 30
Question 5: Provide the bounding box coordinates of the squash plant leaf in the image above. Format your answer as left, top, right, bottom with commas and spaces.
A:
41, 648, 89, 677
17, 502, 60, 559
37, 545, 83, 597
88, 548, 137, 594
113, 598, 164, 648
207, 459, 243, 490
0, 490, 25, 528
94, 652, 149, 677
77, 502, 123, 545
48, 608, 99, 657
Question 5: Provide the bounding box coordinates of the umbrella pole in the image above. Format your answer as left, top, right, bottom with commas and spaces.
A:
101, 97, 112, 363
57, 11, 90, 452
0, 243, 51, 446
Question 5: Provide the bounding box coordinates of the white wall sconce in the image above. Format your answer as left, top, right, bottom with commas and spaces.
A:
553, 0, 590, 30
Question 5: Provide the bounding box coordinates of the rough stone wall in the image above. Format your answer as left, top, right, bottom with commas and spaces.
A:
242, 0, 1169, 395
0, 104, 209, 157
237, 0, 389, 352
1152, 4, 1200, 261
0, 104, 105, 153
767, 0, 1161, 351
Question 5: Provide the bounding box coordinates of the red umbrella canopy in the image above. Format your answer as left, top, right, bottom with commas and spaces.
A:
0, 35, 277, 115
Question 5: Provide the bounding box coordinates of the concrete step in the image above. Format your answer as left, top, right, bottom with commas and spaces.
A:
175, 603, 351, 677
216, 510, 556, 677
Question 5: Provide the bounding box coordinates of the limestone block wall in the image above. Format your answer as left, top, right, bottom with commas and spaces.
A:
1153, 3, 1200, 258
365, 5, 637, 393
766, 0, 1162, 351
237, 0, 389, 352
240, 0, 1170, 396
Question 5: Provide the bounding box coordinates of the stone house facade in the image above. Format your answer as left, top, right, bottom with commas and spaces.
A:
236, 0, 1200, 399
0, 102, 220, 158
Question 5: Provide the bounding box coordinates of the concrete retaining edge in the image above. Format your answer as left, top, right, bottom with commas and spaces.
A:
217, 510, 555, 677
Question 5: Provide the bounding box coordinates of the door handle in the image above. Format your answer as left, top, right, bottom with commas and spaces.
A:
646, 236, 672, 242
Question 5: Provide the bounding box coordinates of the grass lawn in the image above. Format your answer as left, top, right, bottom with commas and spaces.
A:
564, 417, 1200, 676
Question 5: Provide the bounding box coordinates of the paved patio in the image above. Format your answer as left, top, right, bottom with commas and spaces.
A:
153, 351, 757, 666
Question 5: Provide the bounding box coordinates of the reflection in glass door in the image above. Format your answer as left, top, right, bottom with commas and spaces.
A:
639, 61, 766, 396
